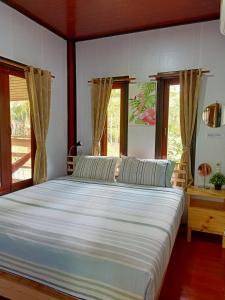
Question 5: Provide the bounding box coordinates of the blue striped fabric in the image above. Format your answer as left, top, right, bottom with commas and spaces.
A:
72, 156, 118, 182
0, 177, 184, 300
117, 158, 175, 187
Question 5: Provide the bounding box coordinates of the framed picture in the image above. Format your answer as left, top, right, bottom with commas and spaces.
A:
128, 82, 157, 126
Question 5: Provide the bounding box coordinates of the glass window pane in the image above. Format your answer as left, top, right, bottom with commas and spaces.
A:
167, 84, 182, 161
107, 89, 121, 156
9, 75, 32, 183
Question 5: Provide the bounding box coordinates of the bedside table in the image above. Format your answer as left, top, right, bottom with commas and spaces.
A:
187, 186, 225, 248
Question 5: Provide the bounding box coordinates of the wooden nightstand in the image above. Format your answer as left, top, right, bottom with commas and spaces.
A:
187, 186, 225, 248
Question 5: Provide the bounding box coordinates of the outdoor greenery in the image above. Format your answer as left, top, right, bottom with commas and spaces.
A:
167, 85, 182, 162
10, 101, 31, 137
107, 89, 120, 156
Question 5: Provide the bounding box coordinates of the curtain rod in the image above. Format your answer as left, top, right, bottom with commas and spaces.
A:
149, 69, 210, 79
88, 77, 136, 83
0, 57, 55, 78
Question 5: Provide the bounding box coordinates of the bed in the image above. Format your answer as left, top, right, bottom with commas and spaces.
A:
0, 176, 184, 300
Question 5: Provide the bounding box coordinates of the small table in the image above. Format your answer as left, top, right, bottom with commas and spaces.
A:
187, 186, 225, 248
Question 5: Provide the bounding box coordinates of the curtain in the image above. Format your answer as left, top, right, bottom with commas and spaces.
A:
179, 69, 202, 185
91, 77, 113, 155
25, 67, 52, 184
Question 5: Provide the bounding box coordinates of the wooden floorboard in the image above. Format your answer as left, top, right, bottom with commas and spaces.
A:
159, 229, 225, 300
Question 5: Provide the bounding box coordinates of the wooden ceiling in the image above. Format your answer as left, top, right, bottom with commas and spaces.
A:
2, 0, 220, 41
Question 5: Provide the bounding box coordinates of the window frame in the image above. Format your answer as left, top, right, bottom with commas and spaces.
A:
0, 64, 35, 195
155, 74, 196, 178
155, 75, 180, 159
101, 81, 128, 156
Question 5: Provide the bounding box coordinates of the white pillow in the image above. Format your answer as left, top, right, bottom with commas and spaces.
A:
117, 157, 175, 187
72, 156, 119, 182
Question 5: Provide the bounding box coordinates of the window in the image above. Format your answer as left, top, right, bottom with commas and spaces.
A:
155, 76, 182, 161
101, 81, 128, 156
0, 65, 34, 195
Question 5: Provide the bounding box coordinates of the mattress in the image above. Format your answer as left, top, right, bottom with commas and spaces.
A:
0, 177, 184, 300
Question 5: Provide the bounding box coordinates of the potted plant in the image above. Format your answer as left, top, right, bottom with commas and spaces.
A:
209, 172, 225, 190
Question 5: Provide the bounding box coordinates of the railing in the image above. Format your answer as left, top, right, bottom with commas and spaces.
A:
11, 136, 31, 178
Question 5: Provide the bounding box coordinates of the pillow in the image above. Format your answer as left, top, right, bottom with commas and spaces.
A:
117, 157, 175, 187
72, 156, 118, 182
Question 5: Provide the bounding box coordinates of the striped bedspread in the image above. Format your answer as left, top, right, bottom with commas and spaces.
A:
0, 177, 184, 300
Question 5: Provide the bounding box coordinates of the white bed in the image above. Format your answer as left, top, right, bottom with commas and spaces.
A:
0, 177, 184, 300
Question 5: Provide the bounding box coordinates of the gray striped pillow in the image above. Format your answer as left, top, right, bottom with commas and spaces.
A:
117, 158, 175, 187
72, 156, 118, 182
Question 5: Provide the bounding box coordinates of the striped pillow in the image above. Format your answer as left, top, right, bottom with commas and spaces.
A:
72, 156, 118, 182
117, 158, 175, 187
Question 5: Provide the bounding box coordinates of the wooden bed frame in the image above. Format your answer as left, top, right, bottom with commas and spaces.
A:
0, 271, 78, 300
0, 162, 187, 300
0, 270, 163, 300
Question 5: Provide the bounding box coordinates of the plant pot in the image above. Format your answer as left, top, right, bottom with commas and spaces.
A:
214, 184, 222, 190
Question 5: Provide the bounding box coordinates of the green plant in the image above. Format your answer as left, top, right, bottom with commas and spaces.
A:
209, 172, 225, 186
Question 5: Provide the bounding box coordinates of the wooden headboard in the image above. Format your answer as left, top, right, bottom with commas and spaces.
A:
171, 162, 188, 189
67, 156, 188, 188
67, 156, 76, 174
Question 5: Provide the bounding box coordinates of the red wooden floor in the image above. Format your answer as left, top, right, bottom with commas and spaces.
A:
159, 229, 225, 300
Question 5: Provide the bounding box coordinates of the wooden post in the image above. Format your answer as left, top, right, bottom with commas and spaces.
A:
67, 40, 77, 155
187, 193, 191, 242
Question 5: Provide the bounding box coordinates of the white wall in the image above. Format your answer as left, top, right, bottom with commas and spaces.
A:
76, 20, 225, 185
0, 2, 67, 179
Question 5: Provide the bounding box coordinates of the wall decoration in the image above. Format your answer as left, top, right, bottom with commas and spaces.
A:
128, 82, 157, 126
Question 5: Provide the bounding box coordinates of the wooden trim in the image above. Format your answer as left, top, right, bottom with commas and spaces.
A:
89, 76, 135, 84
0, 56, 27, 72
0, 271, 78, 300
67, 40, 77, 156
0, 56, 55, 78
119, 81, 128, 156
161, 80, 170, 158
155, 78, 164, 159
149, 69, 210, 80
155, 76, 179, 159
0, 69, 11, 194
73, 16, 219, 42
100, 80, 128, 156
0, 65, 35, 194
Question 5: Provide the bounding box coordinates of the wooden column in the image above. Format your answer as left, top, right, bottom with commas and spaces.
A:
67, 40, 77, 155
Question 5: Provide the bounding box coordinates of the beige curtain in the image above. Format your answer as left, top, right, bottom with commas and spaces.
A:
25, 67, 51, 184
91, 77, 113, 155
179, 69, 202, 185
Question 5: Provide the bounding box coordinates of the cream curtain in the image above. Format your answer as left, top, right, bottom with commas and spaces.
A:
25, 67, 52, 184
179, 69, 203, 185
91, 77, 113, 155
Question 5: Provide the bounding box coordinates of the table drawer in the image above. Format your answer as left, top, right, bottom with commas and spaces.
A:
189, 207, 225, 235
